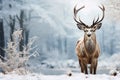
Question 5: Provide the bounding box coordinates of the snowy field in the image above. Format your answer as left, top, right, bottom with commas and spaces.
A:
1, 0, 120, 80
0, 72, 120, 80
0, 52, 118, 80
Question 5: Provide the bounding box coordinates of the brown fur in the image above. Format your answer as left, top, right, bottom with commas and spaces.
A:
76, 34, 100, 74
74, 5, 104, 74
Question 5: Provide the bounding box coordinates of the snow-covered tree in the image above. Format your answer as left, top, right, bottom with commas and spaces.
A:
0, 29, 39, 74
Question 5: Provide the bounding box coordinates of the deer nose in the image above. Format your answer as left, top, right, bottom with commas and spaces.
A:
87, 34, 91, 37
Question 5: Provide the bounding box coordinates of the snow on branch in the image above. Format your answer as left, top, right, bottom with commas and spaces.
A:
0, 29, 39, 74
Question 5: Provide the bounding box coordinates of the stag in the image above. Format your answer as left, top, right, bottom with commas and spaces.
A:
74, 5, 105, 74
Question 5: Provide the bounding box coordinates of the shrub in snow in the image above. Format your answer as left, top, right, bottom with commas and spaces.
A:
109, 69, 119, 76
66, 69, 72, 77
0, 29, 39, 74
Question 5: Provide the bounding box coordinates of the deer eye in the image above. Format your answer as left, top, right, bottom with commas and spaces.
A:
84, 30, 88, 32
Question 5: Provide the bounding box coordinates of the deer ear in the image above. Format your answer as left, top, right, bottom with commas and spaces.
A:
94, 23, 102, 30
77, 23, 86, 30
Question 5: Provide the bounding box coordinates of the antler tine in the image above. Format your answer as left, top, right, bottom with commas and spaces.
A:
92, 5, 105, 25
93, 16, 99, 24
73, 5, 86, 25
73, 5, 79, 23
93, 17, 95, 24
79, 17, 87, 26
97, 5, 105, 23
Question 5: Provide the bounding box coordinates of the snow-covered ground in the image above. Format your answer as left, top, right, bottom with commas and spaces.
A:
1, 0, 120, 80
0, 72, 120, 80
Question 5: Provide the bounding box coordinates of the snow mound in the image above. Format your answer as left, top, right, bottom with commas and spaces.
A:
0, 73, 120, 80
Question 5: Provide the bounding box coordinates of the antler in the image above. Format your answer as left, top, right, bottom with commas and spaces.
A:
92, 5, 105, 25
73, 5, 86, 26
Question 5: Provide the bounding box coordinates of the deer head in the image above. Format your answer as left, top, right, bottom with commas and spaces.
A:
74, 5, 105, 37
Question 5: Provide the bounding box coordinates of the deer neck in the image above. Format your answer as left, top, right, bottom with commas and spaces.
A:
84, 33, 96, 54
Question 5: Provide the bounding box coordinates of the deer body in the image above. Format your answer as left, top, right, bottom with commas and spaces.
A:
73, 5, 105, 74
76, 33, 100, 74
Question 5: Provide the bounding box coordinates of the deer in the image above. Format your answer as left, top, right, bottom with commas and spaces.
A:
74, 5, 105, 74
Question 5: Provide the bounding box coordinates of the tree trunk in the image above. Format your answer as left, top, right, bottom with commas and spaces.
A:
16, 10, 25, 51
0, 19, 5, 61
25, 29, 29, 45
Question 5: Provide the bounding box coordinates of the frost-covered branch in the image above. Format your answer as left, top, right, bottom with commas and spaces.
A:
0, 29, 39, 74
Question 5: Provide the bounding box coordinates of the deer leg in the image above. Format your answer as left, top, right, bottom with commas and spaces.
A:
90, 63, 93, 74
84, 63, 88, 74
79, 59, 84, 73
81, 59, 88, 74
93, 59, 98, 74
91, 58, 98, 74
90, 59, 94, 74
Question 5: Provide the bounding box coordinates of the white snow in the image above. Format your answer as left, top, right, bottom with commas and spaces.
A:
1, 0, 120, 80
0, 73, 120, 80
